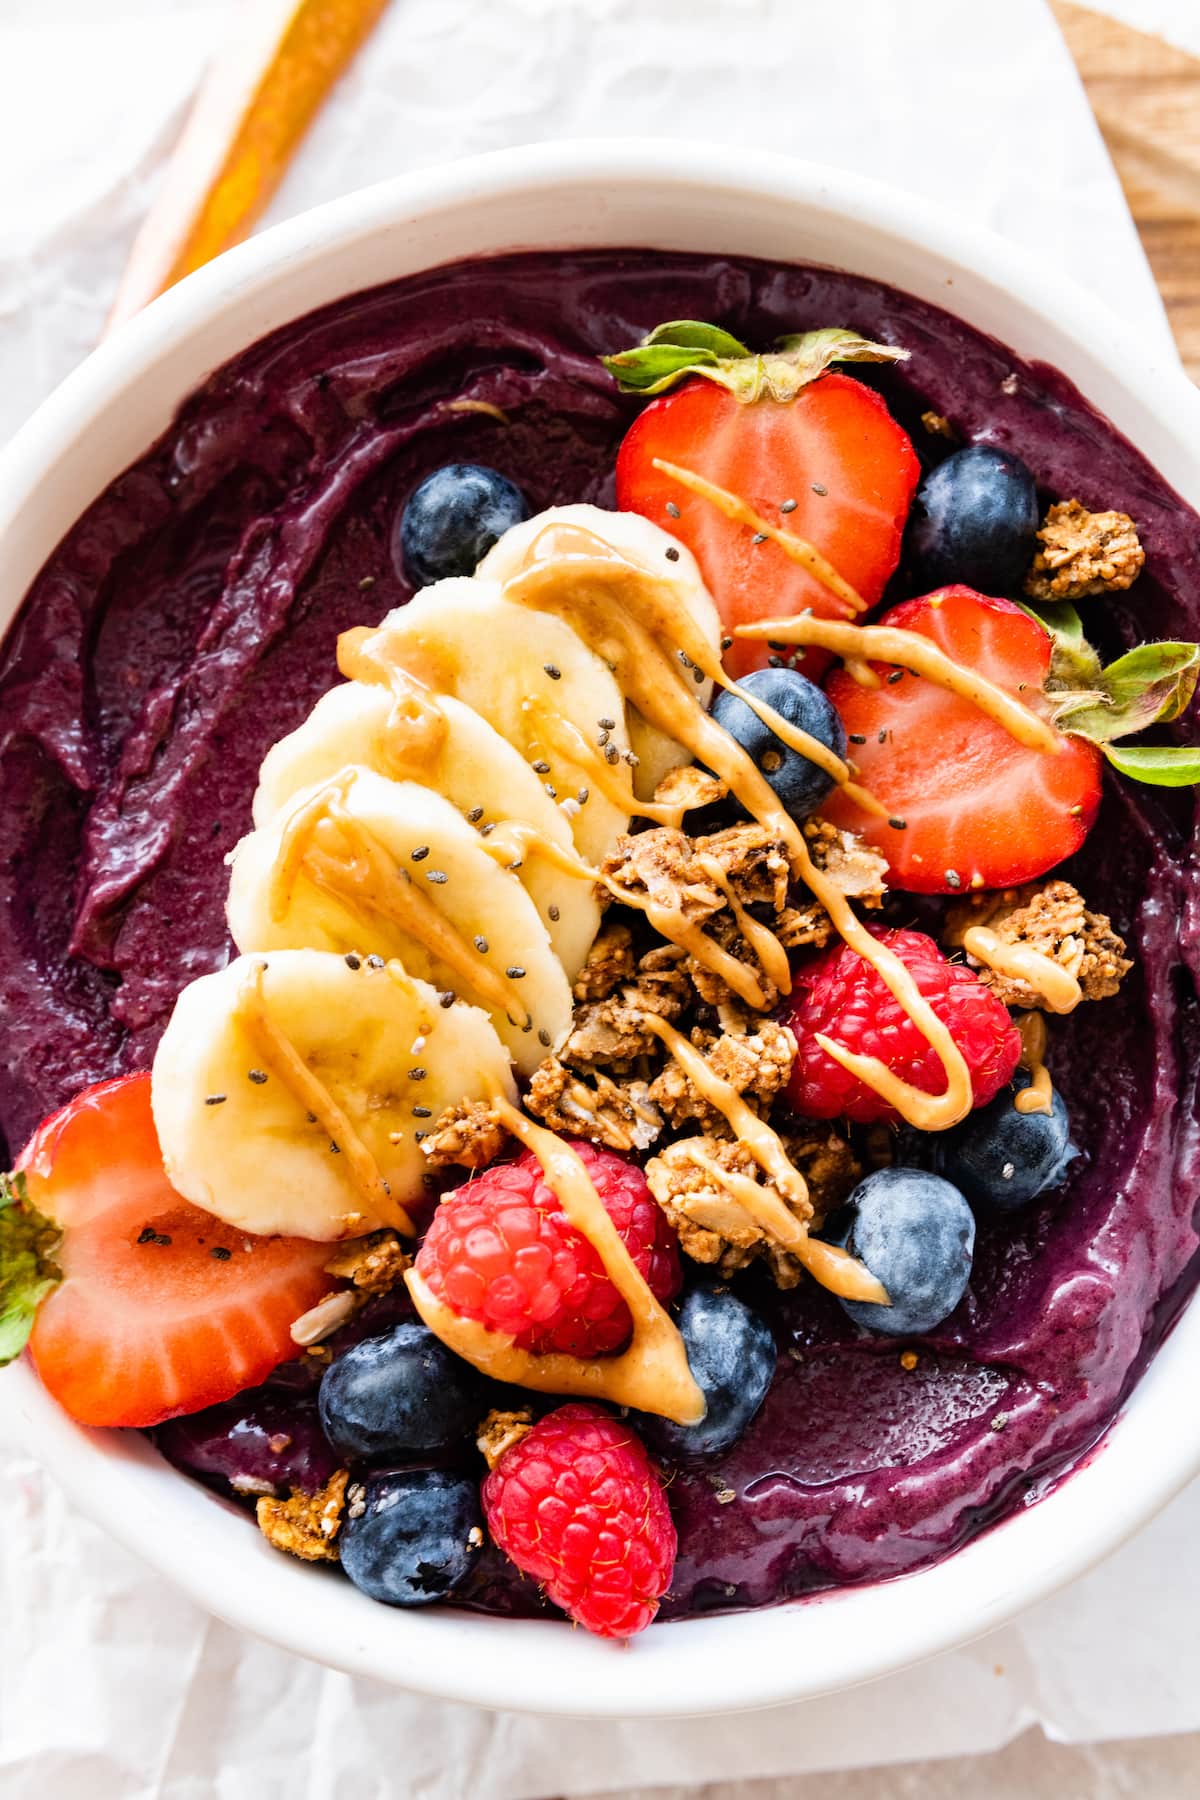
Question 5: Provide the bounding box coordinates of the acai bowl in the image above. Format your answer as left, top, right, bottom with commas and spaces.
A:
2, 142, 1200, 1716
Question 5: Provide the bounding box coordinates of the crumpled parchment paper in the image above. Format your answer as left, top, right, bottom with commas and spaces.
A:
0, 1, 1193, 1794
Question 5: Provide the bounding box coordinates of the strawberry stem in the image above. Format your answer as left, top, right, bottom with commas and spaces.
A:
602, 321, 908, 403
0, 1171, 62, 1365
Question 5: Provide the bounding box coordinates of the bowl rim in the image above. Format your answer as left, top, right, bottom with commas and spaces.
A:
4, 136, 1200, 1718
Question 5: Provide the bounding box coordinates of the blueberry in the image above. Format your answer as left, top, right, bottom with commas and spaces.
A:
934, 1071, 1076, 1212
634, 1285, 776, 1462
709, 667, 846, 821
319, 1321, 486, 1462
909, 444, 1039, 591
826, 1167, 975, 1337
340, 1468, 482, 1607
396, 463, 529, 585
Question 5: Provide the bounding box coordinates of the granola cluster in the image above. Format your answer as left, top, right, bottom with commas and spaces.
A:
646, 1128, 861, 1287
1024, 499, 1144, 602
420, 794, 882, 1286
945, 879, 1131, 1008
418, 768, 1129, 1295
256, 1469, 349, 1562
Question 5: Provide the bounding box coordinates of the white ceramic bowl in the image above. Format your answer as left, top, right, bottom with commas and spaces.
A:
3, 140, 1200, 1718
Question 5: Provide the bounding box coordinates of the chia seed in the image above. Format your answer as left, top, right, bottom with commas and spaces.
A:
247, 1068, 268, 1084
543, 664, 562, 680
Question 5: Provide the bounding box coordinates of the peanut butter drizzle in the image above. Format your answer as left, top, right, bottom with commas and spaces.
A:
517, 523, 890, 818
962, 925, 1082, 1015
679, 1146, 888, 1304
406, 1090, 705, 1424
238, 960, 415, 1235
338, 623, 448, 774
735, 614, 1062, 756
693, 852, 792, 998
503, 540, 973, 1129
1015, 1011, 1054, 1116
602, 876, 775, 1011
639, 1014, 886, 1303
271, 777, 532, 1027
478, 819, 600, 883
651, 457, 868, 618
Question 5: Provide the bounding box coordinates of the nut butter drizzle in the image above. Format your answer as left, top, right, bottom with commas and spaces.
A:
1014, 1011, 1054, 1116
238, 959, 415, 1234
651, 457, 868, 619
338, 624, 449, 773
501, 532, 973, 1129
405, 1088, 706, 1424
735, 613, 1062, 756
637, 1013, 887, 1304
271, 775, 532, 1026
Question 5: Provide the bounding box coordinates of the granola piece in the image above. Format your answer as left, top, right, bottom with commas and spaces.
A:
803, 817, 888, 907
477, 1407, 533, 1471
921, 410, 956, 440
694, 821, 791, 912
653, 763, 728, 816
324, 1230, 409, 1296
571, 922, 637, 1003
562, 995, 663, 1070
421, 1098, 510, 1171
601, 827, 725, 926
945, 878, 1131, 1006
645, 1127, 859, 1287
256, 1469, 349, 1563
1024, 499, 1144, 601
648, 1019, 797, 1131
526, 1057, 664, 1152
633, 942, 692, 1016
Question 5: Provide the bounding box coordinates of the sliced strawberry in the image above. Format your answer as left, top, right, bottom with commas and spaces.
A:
607, 324, 919, 679
7, 1074, 332, 1427
822, 587, 1103, 893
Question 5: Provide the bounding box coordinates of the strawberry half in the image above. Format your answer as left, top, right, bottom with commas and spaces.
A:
1, 1074, 333, 1427
606, 322, 920, 678
821, 587, 1103, 893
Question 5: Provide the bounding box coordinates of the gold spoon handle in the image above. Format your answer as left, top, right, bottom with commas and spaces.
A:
107, 0, 388, 332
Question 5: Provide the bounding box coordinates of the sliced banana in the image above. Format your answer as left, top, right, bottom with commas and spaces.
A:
151, 949, 517, 1241
251, 681, 601, 981
478, 504, 723, 799
364, 576, 633, 867
227, 767, 573, 1074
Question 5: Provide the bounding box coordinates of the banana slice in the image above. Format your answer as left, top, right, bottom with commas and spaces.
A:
477, 504, 723, 799
363, 576, 633, 868
151, 949, 517, 1241
227, 767, 573, 1074
251, 682, 601, 981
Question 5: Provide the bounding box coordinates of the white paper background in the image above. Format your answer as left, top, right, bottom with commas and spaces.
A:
1, 1, 1197, 1794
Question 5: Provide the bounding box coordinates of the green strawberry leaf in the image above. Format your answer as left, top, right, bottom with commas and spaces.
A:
642, 320, 751, 359
1050, 641, 1200, 743
1102, 743, 1200, 787
1018, 598, 1102, 686
602, 320, 908, 403
0, 1170, 62, 1366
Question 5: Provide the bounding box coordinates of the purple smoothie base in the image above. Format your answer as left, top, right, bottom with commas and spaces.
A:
4, 250, 1199, 1624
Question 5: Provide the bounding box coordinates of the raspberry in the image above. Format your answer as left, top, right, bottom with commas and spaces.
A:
482, 1403, 676, 1637
414, 1141, 680, 1357
783, 926, 1021, 1124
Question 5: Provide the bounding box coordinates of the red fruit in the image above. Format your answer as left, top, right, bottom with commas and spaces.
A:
823, 587, 1102, 893
615, 373, 919, 678
13, 1074, 332, 1427
415, 1141, 680, 1357
783, 926, 1022, 1124
482, 1402, 676, 1637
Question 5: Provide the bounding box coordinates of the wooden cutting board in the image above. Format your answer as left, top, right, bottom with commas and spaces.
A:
1054, 2, 1200, 380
